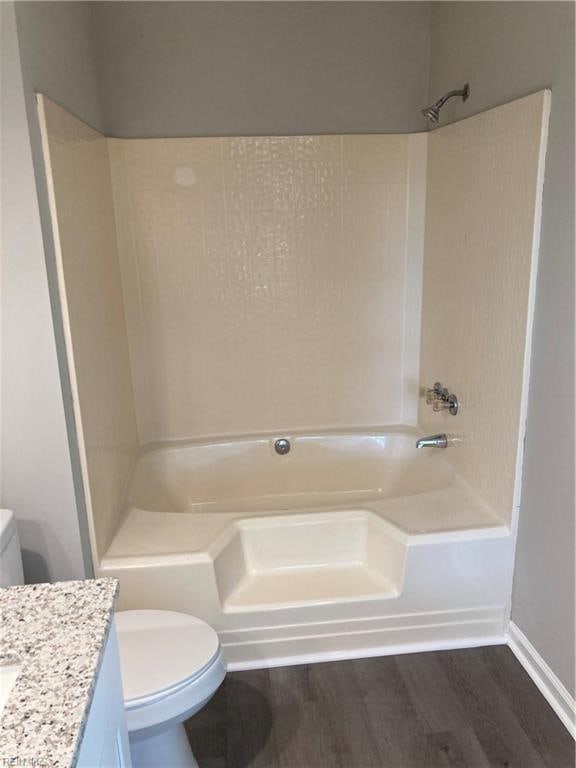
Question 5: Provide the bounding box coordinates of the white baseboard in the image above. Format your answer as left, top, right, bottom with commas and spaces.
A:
507, 621, 575, 739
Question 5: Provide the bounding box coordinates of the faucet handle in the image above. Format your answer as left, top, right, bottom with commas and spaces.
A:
425, 382, 444, 404
432, 393, 459, 416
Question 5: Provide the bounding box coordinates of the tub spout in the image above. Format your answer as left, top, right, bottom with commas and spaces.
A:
416, 433, 448, 449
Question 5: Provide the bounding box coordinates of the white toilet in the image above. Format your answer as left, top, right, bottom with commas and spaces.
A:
115, 610, 226, 768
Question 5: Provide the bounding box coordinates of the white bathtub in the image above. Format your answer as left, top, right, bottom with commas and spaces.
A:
127, 430, 453, 515
100, 428, 511, 668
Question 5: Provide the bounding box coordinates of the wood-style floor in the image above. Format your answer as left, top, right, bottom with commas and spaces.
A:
185, 645, 575, 768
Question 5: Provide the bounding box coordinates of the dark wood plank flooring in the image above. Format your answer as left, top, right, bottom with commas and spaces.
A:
185, 646, 575, 768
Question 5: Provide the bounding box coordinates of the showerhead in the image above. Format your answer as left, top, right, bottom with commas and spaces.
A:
421, 105, 440, 124
421, 83, 470, 125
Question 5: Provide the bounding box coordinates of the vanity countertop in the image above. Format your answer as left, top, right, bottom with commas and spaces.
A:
0, 578, 119, 767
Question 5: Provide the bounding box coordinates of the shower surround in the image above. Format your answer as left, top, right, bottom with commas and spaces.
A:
108, 132, 426, 442
38, 92, 550, 667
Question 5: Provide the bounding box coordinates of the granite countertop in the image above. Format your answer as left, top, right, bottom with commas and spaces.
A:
0, 578, 118, 768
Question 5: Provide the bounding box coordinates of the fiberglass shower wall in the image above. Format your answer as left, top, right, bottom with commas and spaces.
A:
38, 97, 139, 561
37, 91, 549, 562
107, 134, 427, 443
419, 92, 550, 527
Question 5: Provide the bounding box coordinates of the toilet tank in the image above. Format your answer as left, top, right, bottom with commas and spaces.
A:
0, 509, 24, 586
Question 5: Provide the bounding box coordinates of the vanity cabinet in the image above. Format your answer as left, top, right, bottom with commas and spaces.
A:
76, 622, 132, 768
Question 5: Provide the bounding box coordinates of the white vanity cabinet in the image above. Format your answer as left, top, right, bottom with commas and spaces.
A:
76, 622, 131, 768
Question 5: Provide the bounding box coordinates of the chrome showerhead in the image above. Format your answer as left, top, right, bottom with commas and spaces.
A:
421, 83, 470, 125
421, 105, 440, 124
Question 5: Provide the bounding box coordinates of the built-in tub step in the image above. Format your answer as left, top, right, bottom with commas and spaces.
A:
223, 564, 397, 610
213, 511, 406, 612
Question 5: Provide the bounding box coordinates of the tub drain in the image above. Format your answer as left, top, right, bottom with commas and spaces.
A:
274, 438, 291, 455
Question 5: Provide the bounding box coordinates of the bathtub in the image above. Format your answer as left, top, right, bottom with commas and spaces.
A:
127, 429, 453, 515
100, 428, 512, 668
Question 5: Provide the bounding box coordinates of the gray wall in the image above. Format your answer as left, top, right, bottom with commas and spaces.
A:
1, 1, 102, 582
92, 1, 431, 137
430, 1, 575, 696
14, 1, 104, 133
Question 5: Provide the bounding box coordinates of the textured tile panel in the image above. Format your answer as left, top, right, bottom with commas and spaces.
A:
419, 92, 549, 524
109, 134, 424, 442
40, 98, 140, 558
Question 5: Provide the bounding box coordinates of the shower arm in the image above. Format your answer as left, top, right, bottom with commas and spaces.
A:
422, 83, 470, 124
433, 86, 469, 111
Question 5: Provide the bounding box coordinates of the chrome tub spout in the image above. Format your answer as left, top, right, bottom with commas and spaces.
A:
416, 434, 448, 449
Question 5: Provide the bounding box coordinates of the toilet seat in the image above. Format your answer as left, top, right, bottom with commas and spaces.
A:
115, 610, 226, 734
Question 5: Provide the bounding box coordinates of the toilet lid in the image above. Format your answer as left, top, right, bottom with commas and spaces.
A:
115, 610, 221, 703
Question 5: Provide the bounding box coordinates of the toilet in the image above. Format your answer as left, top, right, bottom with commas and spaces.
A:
115, 610, 226, 768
